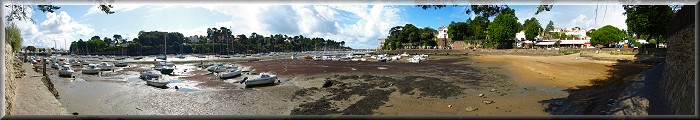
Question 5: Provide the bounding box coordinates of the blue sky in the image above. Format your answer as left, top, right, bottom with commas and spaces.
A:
10, 4, 630, 49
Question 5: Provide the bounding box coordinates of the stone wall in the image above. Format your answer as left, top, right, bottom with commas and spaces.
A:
661, 5, 695, 115
4, 43, 16, 115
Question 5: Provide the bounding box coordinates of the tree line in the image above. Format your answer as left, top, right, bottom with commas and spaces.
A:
68, 27, 350, 55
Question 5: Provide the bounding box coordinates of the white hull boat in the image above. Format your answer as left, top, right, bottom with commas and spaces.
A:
219, 70, 242, 79
82, 64, 101, 74
140, 69, 163, 79
98, 62, 113, 71
114, 61, 128, 67
154, 66, 175, 74
243, 73, 278, 86
58, 65, 74, 77
145, 77, 170, 88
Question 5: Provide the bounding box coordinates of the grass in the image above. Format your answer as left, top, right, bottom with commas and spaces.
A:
558, 50, 580, 55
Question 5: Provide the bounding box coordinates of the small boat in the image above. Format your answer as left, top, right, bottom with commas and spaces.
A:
140, 69, 163, 79
240, 66, 253, 72
114, 61, 128, 67
98, 62, 113, 71
58, 65, 74, 77
220, 55, 231, 58
81, 60, 90, 65
70, 60, 81, 66
243, 73, 278, 86
154, 65, 175, 74
82, 64, 101, 74
219, 69, 242, 79
61, 61, 70, 66
207, 64, 235, 73
197, 55, 206, 58
145, 77, 170, 88
408, 57, 420, 63
400, 52, 410, 57
133, 56, 144, 60
177, 55, 186, 59
50, 62, 60, 69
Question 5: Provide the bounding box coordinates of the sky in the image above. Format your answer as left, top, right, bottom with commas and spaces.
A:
8, 3, 632, 49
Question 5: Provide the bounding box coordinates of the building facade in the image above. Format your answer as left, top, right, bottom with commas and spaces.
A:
377, 38, 385, 50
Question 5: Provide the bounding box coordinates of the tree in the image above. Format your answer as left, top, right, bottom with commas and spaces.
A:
103, 37, 113, 46
590, 25, 625, 46
5, 23, 23, 52
523, 17, 542, 40
545, 21, 554, 32
5, 5, 114, 23
624, 5, 673, 47
26, 46, 36, 52
113, 34, 123, 44
487, 11, 520, 48
470, 16, 490, 40
447, 21, 471, 41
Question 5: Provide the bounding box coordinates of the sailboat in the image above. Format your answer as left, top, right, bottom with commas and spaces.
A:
177, 42, 186, 59
114, 44, 128, 67
154, 33, 175, 74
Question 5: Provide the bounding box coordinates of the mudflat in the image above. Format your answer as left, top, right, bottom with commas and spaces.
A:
43, 53, 651, 115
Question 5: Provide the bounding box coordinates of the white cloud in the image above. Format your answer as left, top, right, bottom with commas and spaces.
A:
14, 11, 95, 49
570, 14, 593, 29
175, 5, 404, 49
519, 5, 628, 31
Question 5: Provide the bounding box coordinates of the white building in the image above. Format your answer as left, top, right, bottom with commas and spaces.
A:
189, 36, 200, 43
437, 26, 448, 39
378, 38, 385, 49
516, 30, 526, 40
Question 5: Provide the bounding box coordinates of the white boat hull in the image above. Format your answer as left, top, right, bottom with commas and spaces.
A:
219, 70, 242, 79
244, 75, 277, 86
59, 70, 73, 77
146, 80, 169, 87
82, 69, 100, 74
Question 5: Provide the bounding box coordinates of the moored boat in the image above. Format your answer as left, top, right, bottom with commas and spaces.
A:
82, 64, 101, 74
98, 62, 113, 71
243, 73, 278, 86
140, 69, 163, 79
58, 65, 74, 77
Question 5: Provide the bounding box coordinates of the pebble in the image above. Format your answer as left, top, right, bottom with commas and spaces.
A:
490, 88, 497, 92
465, 106, 478, 112
478, 93, 484, 97
448, 105, 452, 108
482, 100, 494, 104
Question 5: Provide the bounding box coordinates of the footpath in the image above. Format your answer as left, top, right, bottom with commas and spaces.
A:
8, 63, 69, 115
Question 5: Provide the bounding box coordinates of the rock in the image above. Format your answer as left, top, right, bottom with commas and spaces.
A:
478, 93, 484, 97
490, 88, 497, 92
448, 105, 452, 108
465, 106, 478, 112
322, 80, 333, 88
482, 100, 494, 104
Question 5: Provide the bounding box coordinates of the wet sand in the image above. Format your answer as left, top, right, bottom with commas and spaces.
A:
44, 53, 651, 115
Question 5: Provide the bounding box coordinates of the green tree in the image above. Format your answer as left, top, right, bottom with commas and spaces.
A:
5, 23, 23, 52
545, 21, 554, 32
470, 16, 489, 40
448, 21, 471, 41
487, 11, 520, 48
590, 25, 625, 45
523, 17, 542, 40
624, 5, 673, 47
113, 34, 123, 44
26, 46, 36, 52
